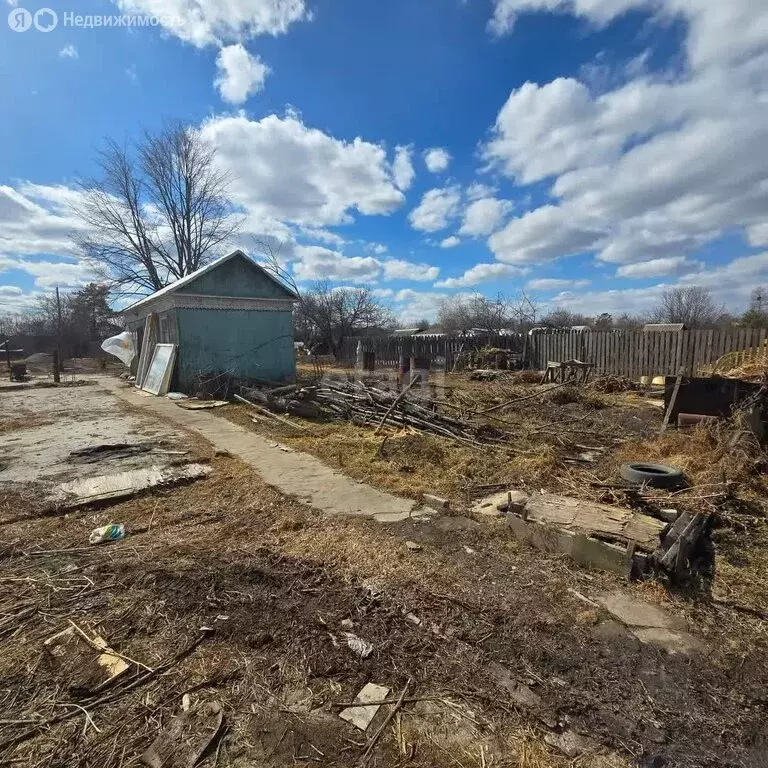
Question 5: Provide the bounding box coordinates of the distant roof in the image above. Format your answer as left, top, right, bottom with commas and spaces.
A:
121, 250, 298, 314
570, 325, 591, 332
643, 323, 688, 331
391, 327, 427, 336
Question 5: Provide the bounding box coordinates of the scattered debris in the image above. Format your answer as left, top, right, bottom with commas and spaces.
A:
588, 375, 639, 393
340, 618, 355, 630
69, 442, 153, 464
338, 683, 391, 730
44, 625, 130, 694
472, 489, 529, 517
344, 632, 374, 659
140, 701, 224, 768
176, 400, 229, 410
508, 493, 666, 576
544, 729, 596, 758
166, 392, 189, 400
47, 463, 212, 509
89, 523, 126, 545
297, 380, 506, 446
405, 540, 422, 552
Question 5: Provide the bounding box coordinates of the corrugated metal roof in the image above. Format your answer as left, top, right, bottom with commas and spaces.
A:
120, 249, 298, 314
643, 323, 688, 331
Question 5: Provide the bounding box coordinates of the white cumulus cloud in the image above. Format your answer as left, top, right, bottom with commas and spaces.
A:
115, 0, 312, 47
423, 148, 451, 173
459, 197, 513, 236
435, 262, 521, 288
482, 0, 768, 276
214, 44, 270, 104
201, 113, 405, 228
408, 186, 461, 232
440, 236, 460, 248
616, 256, 703, 279
526, 277, 590, 290
392, 145, 415, 191
58, 45, 78, 59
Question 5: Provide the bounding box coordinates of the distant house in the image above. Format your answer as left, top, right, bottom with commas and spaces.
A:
643, 323, 688, 332
391, 327, 428, 337
121, 250, 298, 392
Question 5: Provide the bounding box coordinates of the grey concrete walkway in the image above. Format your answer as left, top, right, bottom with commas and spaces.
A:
103, 379, 430, 523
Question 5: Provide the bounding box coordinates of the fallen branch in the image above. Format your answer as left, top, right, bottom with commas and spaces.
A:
477, 381, 570, 414
0, 630, 212, 753
374, 377, 420, 435
360, 679, 410, 765
234, 394, 312, 433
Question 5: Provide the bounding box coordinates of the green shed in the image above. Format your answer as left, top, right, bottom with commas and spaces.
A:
121, 250, 298, 393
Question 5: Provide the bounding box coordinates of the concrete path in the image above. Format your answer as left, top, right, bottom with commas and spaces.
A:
103, 379, 430, 524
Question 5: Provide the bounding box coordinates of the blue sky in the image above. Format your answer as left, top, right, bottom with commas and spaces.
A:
1, 0, 767, 322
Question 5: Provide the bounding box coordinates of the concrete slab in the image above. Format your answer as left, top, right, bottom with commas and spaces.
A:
631, 627, 703, 655
597, 590, 701, 655
101, 379, 425, 524
597, 591, 677, 630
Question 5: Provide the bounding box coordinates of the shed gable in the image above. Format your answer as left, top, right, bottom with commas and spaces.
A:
180, 253, 294, 300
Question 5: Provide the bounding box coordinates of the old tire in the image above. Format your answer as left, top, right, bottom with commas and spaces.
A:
620, 462, 684, 489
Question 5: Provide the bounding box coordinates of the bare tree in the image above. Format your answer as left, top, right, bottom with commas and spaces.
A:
256, 240, 393, 358
541, 308, 592, 328
438, 293, 517, 333
509, 290, 541, 331
649, 286, 722, 328
74, 123, 240, 294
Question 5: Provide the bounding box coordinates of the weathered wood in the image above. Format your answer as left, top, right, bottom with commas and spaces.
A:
522, 493, 665, 552
660, 373, 683, 434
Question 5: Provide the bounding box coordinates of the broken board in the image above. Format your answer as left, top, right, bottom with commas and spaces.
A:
141, 701, 223, 768
522, 494, 665, 552
48, 463, 212, 509
44, 626, 129, 694
135, 313, 158, 389
339, 683, 391, 730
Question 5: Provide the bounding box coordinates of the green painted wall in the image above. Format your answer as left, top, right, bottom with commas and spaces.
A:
175, 308, 295, 390
182, 254, 293, 299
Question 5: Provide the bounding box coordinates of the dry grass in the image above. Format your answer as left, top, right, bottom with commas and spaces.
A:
615, 420, 765, 493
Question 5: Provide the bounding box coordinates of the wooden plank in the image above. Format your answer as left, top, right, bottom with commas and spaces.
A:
758, 328, 767, 368
660, 374, 682, 434
704, 329, 714, 372
522, 494, 665, 552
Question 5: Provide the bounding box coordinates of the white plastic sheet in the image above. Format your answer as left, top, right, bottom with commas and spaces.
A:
101, 332, 136, 366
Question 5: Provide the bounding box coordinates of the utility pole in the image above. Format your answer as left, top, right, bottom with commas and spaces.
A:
54, 286, 62, 383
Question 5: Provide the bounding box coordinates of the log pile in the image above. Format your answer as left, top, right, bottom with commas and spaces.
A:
239, 380, 505, 445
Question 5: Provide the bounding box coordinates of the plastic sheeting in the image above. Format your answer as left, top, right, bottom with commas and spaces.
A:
101, 331, 136, 366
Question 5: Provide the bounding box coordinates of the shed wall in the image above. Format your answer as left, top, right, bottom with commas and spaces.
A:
175, 308, 295, 390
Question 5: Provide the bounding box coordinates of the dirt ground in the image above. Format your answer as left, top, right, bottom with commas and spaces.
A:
0, 375, 767, 768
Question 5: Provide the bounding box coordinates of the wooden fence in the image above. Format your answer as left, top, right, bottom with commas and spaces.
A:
342, 328, 768, 378
340, 333, 526, 370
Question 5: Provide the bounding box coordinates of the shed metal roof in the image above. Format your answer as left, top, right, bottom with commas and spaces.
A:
643, 323, 688, 332
121, 249, 298, 315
